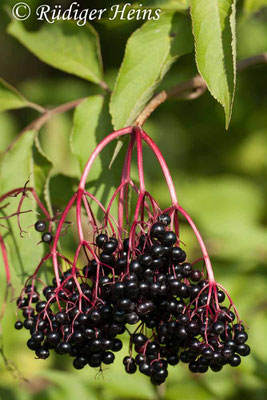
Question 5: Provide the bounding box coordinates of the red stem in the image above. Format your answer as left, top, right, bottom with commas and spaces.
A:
52, 193, 78, 286
118, 135, 135, 237
0, 234, 11, 284
140, 128, 214, 282
140, 129, 178, 205
176, 205, 214, 282
134, 127, 146, 194
79, 127, 133, 190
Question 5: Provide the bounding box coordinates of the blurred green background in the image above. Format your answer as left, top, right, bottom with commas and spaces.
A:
0, 1, 267, 399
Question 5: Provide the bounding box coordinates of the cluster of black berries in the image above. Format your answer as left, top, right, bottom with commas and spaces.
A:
15, 214, 250, 385
15, 269, 125, 369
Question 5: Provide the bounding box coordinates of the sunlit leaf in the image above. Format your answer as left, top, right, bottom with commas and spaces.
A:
0, 132, 45, 280
8, 20, 104, 85
110, 12, 193, 129
0, 78, 28, 112
190, 0, 236, 127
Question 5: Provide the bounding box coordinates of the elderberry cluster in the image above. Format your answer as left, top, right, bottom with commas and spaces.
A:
15, 213, 250, 385
15, 271, 124, 369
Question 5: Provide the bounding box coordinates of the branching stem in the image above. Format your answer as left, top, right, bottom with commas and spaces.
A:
135, 53, 267, 127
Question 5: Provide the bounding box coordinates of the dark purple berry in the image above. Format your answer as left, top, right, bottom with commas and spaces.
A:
35, 221, 46, 232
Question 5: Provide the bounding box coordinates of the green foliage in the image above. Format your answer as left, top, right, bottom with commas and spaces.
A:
71, 95, 120, 214
8, 20, 104, 85
0, 113, 17, 151
244, 0, 267, 15
0, 132, 45, 279
110, 12, 193, 129
0, 78, 29, 112
71, 96, 106, 171
133, 0, 189, 11
238, 17, 267, 58
0, 132, 34, 194
0, 4, 266, 400
32, 135, 53, 213
190, 0, 236, 128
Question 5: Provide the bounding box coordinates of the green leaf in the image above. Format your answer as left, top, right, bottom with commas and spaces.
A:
39, 113, 80, 178
71, 96, 104, 171
49, 174, 79, 208
0, 113, 17, 151
71, 95, 123, 216
110, 12, 193, 129
0, 132, 34, 193
133, 0, 189, 11
8, 20, 103, 85
0, 132, 45, 280
190, 0, 236, 128
0, 78, 28, 112
244, 0, 267, 16
32, 135, 53, 215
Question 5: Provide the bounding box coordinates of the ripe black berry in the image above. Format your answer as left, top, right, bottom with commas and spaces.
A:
56, 342, 71, 354
210, 364, 223, 372
102, 240, 118, 254
31, 331, 44, 343
202, 347, 214, 360
133, 333, 147, 347
229, 354, 241, 367
236, 344, 250, 356
102, 351, 115, 365
111, 338, 122, 352
161, 231, 176, 247
234, 331, 248, 344
212, 321, 225, 335
96, 233, 108, 248
73, 356, 87, 369
150, 243, 165, 258
139, 362, 153, 376
182, 262, 193, 277
42, 232, 53, 243
139, 253, 153, 267
158, 213, 171, 226
14, 321, 23, 330
36, 301, 47, 313
150, 222, 165, 239
167, 354, 179, 365
170, 246, 186, 262
47, 332, 60, 346
190, 269, 202, 282
34, 220, 46, 232
36, 347, 50, 359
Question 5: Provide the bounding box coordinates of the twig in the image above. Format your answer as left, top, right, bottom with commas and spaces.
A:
3, 54, 267, 153
155, 383, 166, 400
4, 97, 87, 153
237, 53, 267, 71
26, 101, 47, 113
135, 52, 267, 127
